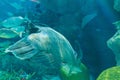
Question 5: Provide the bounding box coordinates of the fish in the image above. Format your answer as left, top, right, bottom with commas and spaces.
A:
21, 0, 26, 2
9, 2, 23, 10
81, 12, 97, 29
3, 0, 23, 10
0, 28, 22, 39
30, 0, 40, 3
10, 2, 23, 10
11, 26, 25, 37
5, 27, 78, 76
0, 16, 27, 38
1, 16, 25, 28
1, 16, 34, 38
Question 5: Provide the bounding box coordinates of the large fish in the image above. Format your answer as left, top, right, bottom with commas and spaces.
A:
5, 27, 79, 77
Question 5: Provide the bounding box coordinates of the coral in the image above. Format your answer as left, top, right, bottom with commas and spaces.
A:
107, 20, 120, 65
97, 66, 120, 80
114, 0, 120, 12
0, 69, 35, 80
60, 63, 90, 80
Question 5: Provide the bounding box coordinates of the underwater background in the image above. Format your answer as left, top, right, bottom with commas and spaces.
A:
0, 0, 120, 80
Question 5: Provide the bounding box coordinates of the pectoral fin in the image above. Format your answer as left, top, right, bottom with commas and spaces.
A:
5, 37, 38, 60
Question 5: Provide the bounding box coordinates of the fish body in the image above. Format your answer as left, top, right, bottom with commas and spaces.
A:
5, 27, 79, 76
10, 2, 23, 10
1, 16, 25, 28
30, 0, 40, 3
0, 26, 25, 39
0, 16, 28, 38
0, 28, 18, 39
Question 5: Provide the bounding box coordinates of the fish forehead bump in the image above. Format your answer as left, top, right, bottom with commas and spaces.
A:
28, 33, 38, 40
28, 32, 50, 43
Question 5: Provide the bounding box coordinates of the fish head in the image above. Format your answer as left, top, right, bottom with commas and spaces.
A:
28, 30, 51, 51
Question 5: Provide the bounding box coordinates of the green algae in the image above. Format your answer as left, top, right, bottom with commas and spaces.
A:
0, 70, 35, 80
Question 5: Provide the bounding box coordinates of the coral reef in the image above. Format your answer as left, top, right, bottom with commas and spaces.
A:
114, 0, 120, 12
97, 66, 120, 80
0, 69, 35, 80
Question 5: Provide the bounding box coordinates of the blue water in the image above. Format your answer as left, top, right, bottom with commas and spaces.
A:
0, 0, 120, 80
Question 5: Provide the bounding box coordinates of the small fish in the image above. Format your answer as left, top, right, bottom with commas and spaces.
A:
1, 16, 33, 37
3, 0, 23, 10
30, 0, 40, 3
81, 12, 97, 29
21, 0, 26, 2
1, 16, 25, 28
0, 28, 19, 39
10, 2, 23, 10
